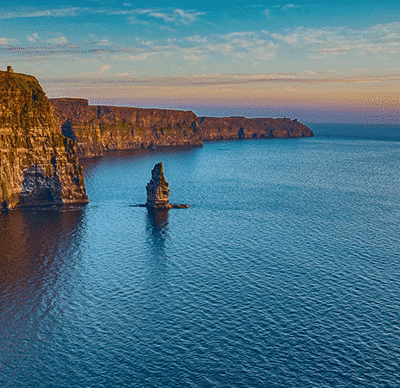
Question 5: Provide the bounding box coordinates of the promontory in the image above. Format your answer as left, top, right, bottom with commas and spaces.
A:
0, 68, 313, 210
50, 99, 313, 158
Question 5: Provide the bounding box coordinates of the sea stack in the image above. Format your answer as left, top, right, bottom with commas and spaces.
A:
146, 162, 170, 209
145, 163, 189, 210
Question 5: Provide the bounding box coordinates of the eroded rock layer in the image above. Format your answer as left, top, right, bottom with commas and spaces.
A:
51, 98, 203, 158
198, 116, 314, 140
0, 71, 88, 209
146, 162, 170, 209
50, 99, 313, 158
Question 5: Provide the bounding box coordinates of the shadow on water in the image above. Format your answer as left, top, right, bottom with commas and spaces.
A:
145, 208, 169, 253
144, 209, 170, 281
0, 207, 86, 380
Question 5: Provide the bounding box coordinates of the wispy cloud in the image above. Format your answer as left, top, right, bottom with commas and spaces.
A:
146, 8, 204, 25
91, 38, 111, 46
282, 4, 301, 10
27, 33, 39, 42
129, 53, 151, 61
0, 37, 19, 46
111, 7, 204, 26
46, 36, 69, 45
0, 7, 80, 19
183, 53, 205, 61
265, 22, 400, 57
99, 64, 111, 73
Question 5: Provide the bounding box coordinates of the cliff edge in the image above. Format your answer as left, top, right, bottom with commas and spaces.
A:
0, 70, 88, 210
51, 98, 203, 158
50, 99, 313, 158
198, 116, 313, 140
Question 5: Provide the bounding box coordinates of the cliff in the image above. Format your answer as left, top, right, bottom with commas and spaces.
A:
51, 99, 203, 158
50, 99, 313, 158
0, 70, 88, 210
198, 116, 313, 140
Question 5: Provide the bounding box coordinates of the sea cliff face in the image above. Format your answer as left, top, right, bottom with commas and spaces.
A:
51, 99, 313, 158
0, 71, 88, 209
51, 98, 203, 158
198, 116, 313, 140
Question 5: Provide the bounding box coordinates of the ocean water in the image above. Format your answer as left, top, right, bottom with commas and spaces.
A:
1, 124, 399, 387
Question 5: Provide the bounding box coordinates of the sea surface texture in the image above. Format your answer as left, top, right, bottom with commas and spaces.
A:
1, 124, 399, 387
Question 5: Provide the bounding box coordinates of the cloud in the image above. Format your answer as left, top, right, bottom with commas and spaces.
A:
0, 7, 80, 19
265, 22, 400, 57
0, 37, 19, 46
120, 7, 204, 26
183, 53, 205, 61
175, 9, 204, 25
91, 38, 111, 46
128, 16, 150, 25
149, 12, 175, 23
186, 36, 208, 43
46, 36, 69, 45
99, 64, 111, 73
222, 31, 255, 40
147, 9, 204, 25
282, 4, 301, 10
28, 33, 39, 42
129, 53, 151, 61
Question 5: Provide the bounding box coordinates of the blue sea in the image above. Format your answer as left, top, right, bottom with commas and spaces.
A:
1, 124, 399, 387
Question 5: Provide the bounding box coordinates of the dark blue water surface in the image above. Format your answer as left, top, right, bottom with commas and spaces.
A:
1, 125, 399, 387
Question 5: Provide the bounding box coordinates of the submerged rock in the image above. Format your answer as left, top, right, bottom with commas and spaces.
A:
145, 163, 189, 210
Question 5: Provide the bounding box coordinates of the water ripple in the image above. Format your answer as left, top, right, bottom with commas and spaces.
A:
1, 137, 400, 387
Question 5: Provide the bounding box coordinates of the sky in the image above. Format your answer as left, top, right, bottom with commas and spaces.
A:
1, 0, 399, 123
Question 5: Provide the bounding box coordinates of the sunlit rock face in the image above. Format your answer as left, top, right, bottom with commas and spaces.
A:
0, 70, 88, 210
51, 99, 203, 158
146, 163, 170, 209
50, 99, 314, 159
198, 116, 314, 140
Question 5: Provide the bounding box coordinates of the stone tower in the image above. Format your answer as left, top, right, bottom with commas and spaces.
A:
146, 162, 170, 209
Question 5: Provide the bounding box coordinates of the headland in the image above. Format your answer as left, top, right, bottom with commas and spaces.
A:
0, 68, 313, 210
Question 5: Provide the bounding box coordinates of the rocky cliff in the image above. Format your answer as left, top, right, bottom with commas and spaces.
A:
198, 116, 314, 140
0, 70, 88, 210
50, 99, 313, 158
51, 98, 203, 158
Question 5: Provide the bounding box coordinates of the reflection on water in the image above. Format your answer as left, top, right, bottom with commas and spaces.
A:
147, 208, 169, 230
145, 208, 169, 258
1, 133, 399, 387
0, 208, 85, 378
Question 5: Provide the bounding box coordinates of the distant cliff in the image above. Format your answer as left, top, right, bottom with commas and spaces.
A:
199, 116, 313, 140
51, 98, 203, 158
0, 70, 88, 210
50, 99, 313, 157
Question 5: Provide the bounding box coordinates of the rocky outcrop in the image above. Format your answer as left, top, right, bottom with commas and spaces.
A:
50, 99, 313, 158
0, 70, 88, 210
146, 162, 170, 208
51, 99, 203, 158
198, 116, 314, 140
145, 163, 189, 210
